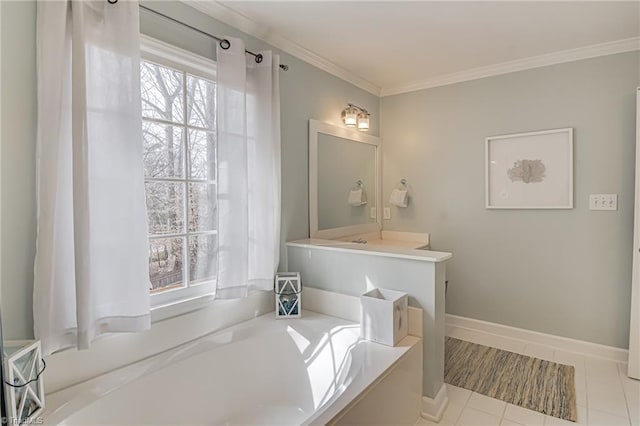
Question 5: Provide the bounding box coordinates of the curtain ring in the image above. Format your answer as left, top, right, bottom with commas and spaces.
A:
219, 39, 230, 50
107, 0, 118, 4
255, 53, 263, 64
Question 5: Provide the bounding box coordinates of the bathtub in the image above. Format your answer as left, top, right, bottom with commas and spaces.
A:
42, 311, 421, 425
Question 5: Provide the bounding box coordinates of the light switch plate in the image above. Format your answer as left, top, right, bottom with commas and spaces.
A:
383, 207, 391, 220
589, 194, 617, 210
370, 207, 376, 219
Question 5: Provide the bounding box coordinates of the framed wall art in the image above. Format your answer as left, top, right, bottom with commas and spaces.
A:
485, 128, 573, 209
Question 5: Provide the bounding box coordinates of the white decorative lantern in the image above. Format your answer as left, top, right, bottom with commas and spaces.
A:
275, 272, 302, 318
3, 340, 45, 424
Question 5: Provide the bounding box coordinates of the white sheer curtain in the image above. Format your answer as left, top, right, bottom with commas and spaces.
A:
34, 0, 150, 355
216, 38, 281, 299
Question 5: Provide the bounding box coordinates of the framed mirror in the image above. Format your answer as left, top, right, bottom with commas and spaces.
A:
309, 119, 381, 239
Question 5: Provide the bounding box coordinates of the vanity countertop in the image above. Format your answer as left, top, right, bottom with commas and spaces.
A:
286, 238, 452, 263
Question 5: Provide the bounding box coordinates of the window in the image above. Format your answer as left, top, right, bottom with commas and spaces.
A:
140, 37, 217, 307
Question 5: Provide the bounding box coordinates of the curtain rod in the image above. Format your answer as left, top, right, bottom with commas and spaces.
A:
108, 1, 289, 71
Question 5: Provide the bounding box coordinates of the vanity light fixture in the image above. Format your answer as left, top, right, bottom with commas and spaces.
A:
357, 112, 370, 131
342, 105, 358, 127
341, 103, 370, 131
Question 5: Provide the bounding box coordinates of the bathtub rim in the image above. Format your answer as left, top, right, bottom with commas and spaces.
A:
42, 310, 421, 425
304, 334, 421, 425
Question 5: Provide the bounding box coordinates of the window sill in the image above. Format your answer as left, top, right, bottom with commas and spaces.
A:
150, 293, 216, 323
150, 288, 272, 324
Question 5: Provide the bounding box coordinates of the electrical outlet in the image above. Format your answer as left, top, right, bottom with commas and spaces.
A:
383, 207, 391, 220
370, 207, 376, 219
589, 194, 617, 211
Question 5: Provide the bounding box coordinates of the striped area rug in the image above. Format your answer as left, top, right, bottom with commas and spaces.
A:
445, 337, 577, 422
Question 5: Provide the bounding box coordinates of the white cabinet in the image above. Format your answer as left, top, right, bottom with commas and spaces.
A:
629, 88, 640, 379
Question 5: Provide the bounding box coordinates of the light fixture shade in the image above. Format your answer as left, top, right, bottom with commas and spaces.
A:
343, 106, 358, 127
358, 113, 370, 131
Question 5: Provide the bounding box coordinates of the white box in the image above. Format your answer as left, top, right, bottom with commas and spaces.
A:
360, 288, 408, 346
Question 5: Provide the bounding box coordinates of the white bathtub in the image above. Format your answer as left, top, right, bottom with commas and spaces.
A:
43, 311, 421, 425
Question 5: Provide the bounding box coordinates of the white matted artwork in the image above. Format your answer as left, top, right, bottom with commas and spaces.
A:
485, 128, 573, 209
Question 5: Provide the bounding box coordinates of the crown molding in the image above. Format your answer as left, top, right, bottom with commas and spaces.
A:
176, 1, 639, 99
381, 36, 640, 97
182, 0, 382, 96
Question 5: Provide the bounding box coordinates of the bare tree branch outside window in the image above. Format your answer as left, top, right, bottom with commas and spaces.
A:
141, 60, 217, 294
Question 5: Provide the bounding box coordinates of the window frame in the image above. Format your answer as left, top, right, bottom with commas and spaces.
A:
140, 35, 218, 310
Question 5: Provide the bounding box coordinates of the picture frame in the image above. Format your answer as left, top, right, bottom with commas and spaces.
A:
485, 128, 573, 209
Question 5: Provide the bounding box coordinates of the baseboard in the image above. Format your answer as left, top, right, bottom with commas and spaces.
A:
421, 383, 448, 422
446, 314, 629, 363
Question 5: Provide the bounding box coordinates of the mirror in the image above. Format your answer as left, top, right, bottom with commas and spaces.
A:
309, 120, 381, 239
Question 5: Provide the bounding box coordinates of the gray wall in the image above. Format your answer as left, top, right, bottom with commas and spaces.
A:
381, 52, 639, 348
0, 0, 379, 339
1, 1, 37, 340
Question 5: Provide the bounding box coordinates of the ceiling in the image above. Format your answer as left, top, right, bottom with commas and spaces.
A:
198, 1, 640, 96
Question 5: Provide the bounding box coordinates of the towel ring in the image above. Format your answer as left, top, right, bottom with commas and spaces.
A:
395, 179, 408, 189
351, 180, 364, 192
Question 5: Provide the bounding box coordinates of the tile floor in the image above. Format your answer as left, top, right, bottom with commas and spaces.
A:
417, 326, 640, 426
